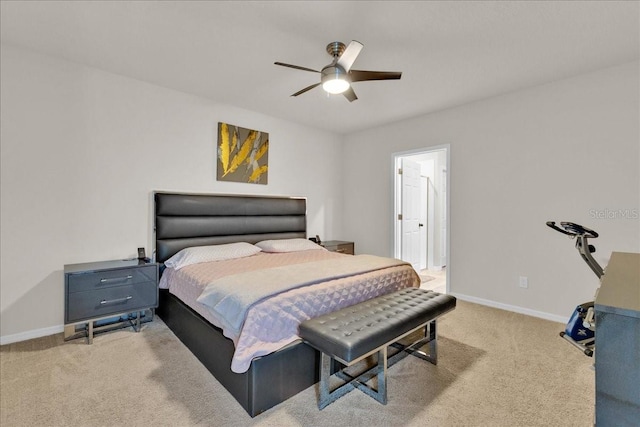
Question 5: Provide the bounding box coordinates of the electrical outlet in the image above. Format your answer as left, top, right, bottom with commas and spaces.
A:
519, 276, 529, 289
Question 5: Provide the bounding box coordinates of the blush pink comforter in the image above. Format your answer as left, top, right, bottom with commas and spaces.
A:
159, 250, 420, 373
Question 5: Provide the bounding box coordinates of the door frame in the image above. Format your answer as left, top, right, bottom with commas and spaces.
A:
392, 144, 451, 291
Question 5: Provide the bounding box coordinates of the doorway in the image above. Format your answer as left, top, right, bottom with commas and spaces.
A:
393, 145, 449, 293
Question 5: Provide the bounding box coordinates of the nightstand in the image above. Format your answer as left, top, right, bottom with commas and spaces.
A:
321, 240, 355, 255
64, 259, 159, 344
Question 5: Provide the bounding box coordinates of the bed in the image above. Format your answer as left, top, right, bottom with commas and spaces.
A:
154, 192, 420, 416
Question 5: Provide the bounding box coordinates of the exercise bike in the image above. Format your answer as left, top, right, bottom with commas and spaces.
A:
546, 221, 605, 357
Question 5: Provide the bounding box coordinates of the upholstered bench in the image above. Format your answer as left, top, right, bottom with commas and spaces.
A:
299, 287, 456, 409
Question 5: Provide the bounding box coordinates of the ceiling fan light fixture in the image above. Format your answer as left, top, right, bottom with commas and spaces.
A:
321, 66, 350, 94
322, 78, 350, 94
274, 40, 401, 102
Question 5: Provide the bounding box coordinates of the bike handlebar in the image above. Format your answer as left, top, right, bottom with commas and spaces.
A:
546, 221, 598, 239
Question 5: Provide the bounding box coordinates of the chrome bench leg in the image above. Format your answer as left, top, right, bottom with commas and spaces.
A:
348, 347, 387, 405
410, 320, 437, 365
393, 320, 438, 365
319, 352, 353, 409
318, 347, 388, 409
316, 319, 440, 409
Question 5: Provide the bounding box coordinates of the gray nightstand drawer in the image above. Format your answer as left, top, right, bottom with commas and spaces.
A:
66, 280, 158, 323
334, 243, 354, 255
321, 240, 355, 255
67, 265, 156, 293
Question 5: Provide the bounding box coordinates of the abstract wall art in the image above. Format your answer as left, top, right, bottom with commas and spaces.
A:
216, 122, 269, 184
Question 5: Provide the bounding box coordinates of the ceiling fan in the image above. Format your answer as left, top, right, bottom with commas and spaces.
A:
274, 40, 402, 102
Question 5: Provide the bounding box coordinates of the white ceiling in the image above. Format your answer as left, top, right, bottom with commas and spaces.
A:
1, 1, 638, 135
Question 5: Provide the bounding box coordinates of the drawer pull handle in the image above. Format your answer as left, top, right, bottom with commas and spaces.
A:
100, 275, 133, 283
100, 296, 133, 305
336, 249, 346, 253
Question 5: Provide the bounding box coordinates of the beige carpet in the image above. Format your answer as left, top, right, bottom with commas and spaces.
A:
420, 268, 447, 294
1, 301, 594, 427
419, 274, 436, 283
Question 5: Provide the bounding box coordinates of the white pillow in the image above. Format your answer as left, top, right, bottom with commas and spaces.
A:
255, 238, 325, 253
164, 242, 261, 270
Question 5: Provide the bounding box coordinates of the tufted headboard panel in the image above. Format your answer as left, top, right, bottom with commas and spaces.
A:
154, 192, 307, 264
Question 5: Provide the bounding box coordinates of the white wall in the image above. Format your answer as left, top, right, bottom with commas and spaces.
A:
343, 61, 640, 320
0, 45, 344, 342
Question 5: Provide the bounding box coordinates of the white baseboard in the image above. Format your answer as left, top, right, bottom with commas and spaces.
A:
0, 324, 64, 346
449, 292, 569, 324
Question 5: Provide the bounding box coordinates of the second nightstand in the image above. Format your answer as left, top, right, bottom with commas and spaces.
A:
321, 240, 355, 255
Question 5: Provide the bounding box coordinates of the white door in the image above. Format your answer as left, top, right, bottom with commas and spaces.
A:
419, 176, 428, 270
440, 166, 447, 267
401, 158, 421, 271
427, 175, 436, 270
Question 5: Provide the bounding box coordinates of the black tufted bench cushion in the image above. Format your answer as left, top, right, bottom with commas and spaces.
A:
299, 287, 456, 409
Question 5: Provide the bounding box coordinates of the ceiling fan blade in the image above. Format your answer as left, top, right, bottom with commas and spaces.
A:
343, 87, 358, 102
336, 40, 363, 72
274, 62, 320, 73
349, 70, 402, 83
291, 82, 322, 97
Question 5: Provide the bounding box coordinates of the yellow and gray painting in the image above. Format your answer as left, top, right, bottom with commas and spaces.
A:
217, 122, 269, 184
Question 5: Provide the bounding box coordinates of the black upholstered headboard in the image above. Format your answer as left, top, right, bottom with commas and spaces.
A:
154, 192, 307, 264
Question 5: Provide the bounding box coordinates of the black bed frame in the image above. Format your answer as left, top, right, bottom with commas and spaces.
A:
154, 192, 321, 417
